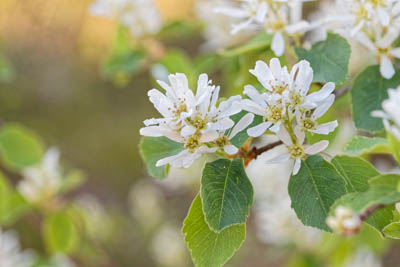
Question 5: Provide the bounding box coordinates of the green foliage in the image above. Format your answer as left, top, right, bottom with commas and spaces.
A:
288, 155, 347, 231
344, 136, 389, 156
182, 195, 245, 267
387, 133, 400, 165
221, 32, 272, 57
382, 222, 400, 239
0, 172, 30, 225
227, 111, 263, 148
103, 26, 147, 85
351, 66, 400, 132
201, 158, 253, 232
0, 54, 16, 83
139, 136, 184, 179
331, 155, 379, 193
0, 124, 45, 170
43, 211, 79, 254
158, 49, 198, 88
59, 170, 86, 194
295, 33, 351, 84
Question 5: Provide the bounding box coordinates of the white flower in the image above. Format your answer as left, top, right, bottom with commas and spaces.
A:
0, 229, 35, 267
344, 249, 382, 267
326, 206, 362, 235
141, 72, 246, 168
372, 86, 400, 140
215, 0, 314, 56
267, 126, 329, 175
355, 24, 400, 79
49, 254, 76, 267
89, 0, 162, 37
17, 148, 63, 204
214, 0, 268, 35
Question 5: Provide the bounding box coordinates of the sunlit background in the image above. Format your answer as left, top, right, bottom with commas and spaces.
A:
1, 0, 400, 266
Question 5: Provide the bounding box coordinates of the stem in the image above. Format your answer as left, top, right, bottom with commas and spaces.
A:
334, 85, 352, 99
359, 203, 387, 221
244, 141, 283, 167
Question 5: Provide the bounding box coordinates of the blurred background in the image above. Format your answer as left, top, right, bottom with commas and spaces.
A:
1, 0, 400, 266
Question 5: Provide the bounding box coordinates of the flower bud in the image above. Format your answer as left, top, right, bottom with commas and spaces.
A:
326, 206, 362, 235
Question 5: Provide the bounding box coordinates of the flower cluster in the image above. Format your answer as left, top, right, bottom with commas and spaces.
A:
140, 58, 337, 175
326, 206, 362, 235
214, 0, 315, 56
326, 0, 400, 79
89, 0, 162, 38
372, 85, 400, 140
140, 73, 253, 168
243, 58, 338, 174
17, 148, 63, 204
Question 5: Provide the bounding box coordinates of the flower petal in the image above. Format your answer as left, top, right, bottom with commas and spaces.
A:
310, 121, 338, 135
229, 113, 254, 139
271, 32, 285, 57
305, 140, 329, 155
380, 55, 395, 79
247, 122, 272, 137
224, 145, 239, 155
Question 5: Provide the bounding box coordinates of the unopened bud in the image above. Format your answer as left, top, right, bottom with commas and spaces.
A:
326, 206, 362, 235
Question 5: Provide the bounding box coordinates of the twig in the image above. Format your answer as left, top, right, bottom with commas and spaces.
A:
244, 141, 283, 166
334, 85, 352, 99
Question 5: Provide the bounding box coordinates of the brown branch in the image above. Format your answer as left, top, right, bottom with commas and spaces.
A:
334, 85, 352, 99
359, 203, 386, 221
244, 141, 283, 166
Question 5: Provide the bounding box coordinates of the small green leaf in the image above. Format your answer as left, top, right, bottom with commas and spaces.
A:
369, 173, 400, 188
182, 195, 245, 267
331, 155, 379, 193
344, 136, 389, 156
0, 124, 45, 170
295, 33, 351, 84
60, 170, 86, 194
383, 222, 400, 239
139, 136, 184, 179
288, 155, 347, 231
227, 111, 262, 148
201, 158, 253, 232
221, 32, 272, 57
351, 66, 400, 132
43, 211, 79, 254
387, 132, 400, 165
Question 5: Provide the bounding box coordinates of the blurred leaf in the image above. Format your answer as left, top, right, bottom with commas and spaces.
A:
344, 136, 389, 156
60, 170, 86, 194
288, 155, 347, 231
139, 136, 184, 179
295, 33, 351, 84
158, 50, 197, 88
201, 158, 253, 232
351, 66, 400, 132
0, 55, 16, 83
383, 222, 400, 239
43, 211, 79, 254
157, 20, 201, 40
183, 194, 245, 267
221, 32, 272, 57
227, 111, 263, 148
102, 26, 147, 85
0, 123, 44, 170
387, 132, 400, 165
331, 155, 379, 193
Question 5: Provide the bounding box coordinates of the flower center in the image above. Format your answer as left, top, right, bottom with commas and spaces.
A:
368, 0, 384, 8
267, 105, 283, 123
184, 135, 201, 153
288, 144, 304, 159
272, 20, 285, 31
289, 91, 303, 107
191, 116, 208, 130
301, 117, 316, 130
215, 136, 229, 148
356, 6, 369, 21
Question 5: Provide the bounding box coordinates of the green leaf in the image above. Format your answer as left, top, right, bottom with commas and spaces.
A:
0, 124, 45, 170
331, 155, 379, 193
227, 111, 263, 148
288, 155, 347, 231
201, 158, 253, 232
0, 54, 16, 83
158, 50, 197, 88
43, 211, 79, 254
139, 136, 184, 179
383, 222, 400, 239
60, 170, 86, 194
351, 66, 400, 132
368, 173, 400, 188
182, 195, 245, 267
388, 132, 400, 165
344, 136, 389, 156
221, 32, 272, 57
295, 33, 351, 84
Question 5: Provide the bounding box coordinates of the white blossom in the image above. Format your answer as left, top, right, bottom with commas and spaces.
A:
266, 126, 329, 175
344, 249, 382, 267
17, 148, 63, 204
372, 86, 400, 140
141, 73, 247, 168
0, 229, 35, 267
215, 0, 315, 56
326, 206, 362, 235
89, 0, 162, 37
